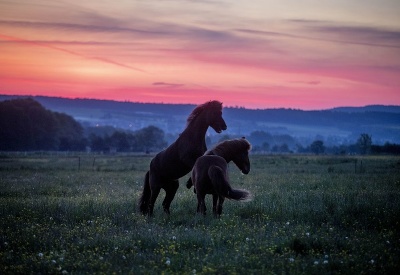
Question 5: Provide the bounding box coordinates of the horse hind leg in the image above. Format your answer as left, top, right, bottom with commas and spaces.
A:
212, 195, 224, 218
212, 194, 218, 217
148, 180, 161, 217
217, 196, 225, 217
197, 193, 207, 215
162, 180, 179, 214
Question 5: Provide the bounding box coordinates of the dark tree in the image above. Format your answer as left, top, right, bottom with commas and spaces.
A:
135, 125, 167, 152
310, 140, 325, 155
0, 98, 84, 151
357, 133, 372, 155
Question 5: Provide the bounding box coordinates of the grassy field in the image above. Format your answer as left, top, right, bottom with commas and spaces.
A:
1, 153, 399, 274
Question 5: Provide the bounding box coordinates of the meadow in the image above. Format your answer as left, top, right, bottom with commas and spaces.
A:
0, 153, 399, 274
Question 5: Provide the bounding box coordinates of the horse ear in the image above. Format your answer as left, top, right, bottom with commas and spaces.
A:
241, 136, 246, 139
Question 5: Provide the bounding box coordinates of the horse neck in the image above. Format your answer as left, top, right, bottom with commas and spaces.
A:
213, 148, 233, 163
183, 113, 209, 142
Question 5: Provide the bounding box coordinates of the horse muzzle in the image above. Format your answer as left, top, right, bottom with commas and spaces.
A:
213, 123, 227, 133
241, 167, 250, 175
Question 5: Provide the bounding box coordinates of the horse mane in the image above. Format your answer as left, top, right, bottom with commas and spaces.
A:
186, 100, 222, 126
207, 138, 251, 157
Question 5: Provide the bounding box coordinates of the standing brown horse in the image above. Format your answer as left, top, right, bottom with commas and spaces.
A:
190, 138, 252, 217
138, 101, 227, 216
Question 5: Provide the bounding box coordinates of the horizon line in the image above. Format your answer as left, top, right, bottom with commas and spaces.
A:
0, 93, 399, 112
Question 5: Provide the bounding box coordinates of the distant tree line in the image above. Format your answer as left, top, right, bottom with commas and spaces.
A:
1, 98, 399, 155
246, 131, 400, 155
0, 98, 167, 152
86, 125, 167, 153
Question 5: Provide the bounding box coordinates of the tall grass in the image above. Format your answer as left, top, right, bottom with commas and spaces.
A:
1, 154, 399, 274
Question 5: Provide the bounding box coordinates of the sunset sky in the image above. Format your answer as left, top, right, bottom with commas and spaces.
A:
1, 0, 399, 110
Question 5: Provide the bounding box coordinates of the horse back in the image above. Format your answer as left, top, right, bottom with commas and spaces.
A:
192, 155, 227, 193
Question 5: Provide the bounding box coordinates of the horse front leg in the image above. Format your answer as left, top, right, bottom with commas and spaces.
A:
162, 180, 179, 214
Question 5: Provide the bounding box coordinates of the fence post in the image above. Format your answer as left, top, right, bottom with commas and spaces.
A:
78, 156, 81, 170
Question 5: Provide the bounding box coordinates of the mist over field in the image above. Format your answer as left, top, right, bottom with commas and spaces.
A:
1, 95, 399, 150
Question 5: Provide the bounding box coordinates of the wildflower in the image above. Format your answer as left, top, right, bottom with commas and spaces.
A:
51, 260, 57, 264
165, 259, 171, 265
305, 232, 310, 237
324, 255, 329, 259
62, 270, 68, 274
192, 269, 196, 274
286, 222, 290, 225
122, 255, 126, 260
172, 236, 176, 240
38, 253, 44, 258
246, 237, 250, 242
323, 260, 328, 264
314, 260, 319, 265
99, 256, 104, 260
370, 259, 375, 264
289, 257, 295, 262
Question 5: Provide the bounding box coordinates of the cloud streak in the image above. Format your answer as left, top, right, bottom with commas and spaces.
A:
153, 82, 184, 88
236, 23, 400, 49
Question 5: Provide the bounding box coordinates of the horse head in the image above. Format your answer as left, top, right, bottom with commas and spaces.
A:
207, 101, 227, 133
233, 150, 250, 174
186, 100, 227, 133
232, 138, 251, 174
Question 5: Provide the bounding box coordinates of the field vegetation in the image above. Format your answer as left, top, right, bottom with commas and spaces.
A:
1, 153, 399, 274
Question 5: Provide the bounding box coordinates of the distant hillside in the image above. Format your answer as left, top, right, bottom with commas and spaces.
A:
1, 95, 399, 145
330, 105, 400, 113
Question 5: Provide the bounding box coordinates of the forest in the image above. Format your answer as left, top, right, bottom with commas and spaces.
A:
0, 98, 166, 152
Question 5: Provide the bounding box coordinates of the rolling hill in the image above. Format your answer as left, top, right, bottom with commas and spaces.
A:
1, 95, 399, 145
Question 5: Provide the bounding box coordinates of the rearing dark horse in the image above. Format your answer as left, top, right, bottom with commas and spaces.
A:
138, 100, 227, 216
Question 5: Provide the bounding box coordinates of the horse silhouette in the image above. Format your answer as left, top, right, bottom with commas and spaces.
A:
190, 138, 252, 217
138, 100, 227, 216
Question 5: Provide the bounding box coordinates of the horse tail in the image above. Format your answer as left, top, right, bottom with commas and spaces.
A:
208, 165, 252, 201
138, 171, 150, 215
